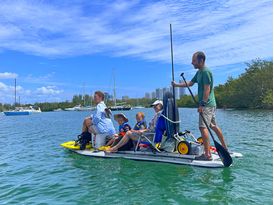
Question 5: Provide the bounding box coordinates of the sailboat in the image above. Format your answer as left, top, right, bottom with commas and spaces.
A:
109, 71, 132, 111
3, 79, 41, 116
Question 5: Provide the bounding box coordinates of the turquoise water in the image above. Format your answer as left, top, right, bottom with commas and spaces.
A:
0, 108, 272, 205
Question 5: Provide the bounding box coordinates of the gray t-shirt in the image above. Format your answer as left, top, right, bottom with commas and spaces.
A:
148, 111, 162, 132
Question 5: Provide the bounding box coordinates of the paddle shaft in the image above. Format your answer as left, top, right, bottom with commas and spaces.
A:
169, 24, 177, 123
180, 73, 217, 142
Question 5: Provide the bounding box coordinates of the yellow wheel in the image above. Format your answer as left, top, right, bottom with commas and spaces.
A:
197, 137, 203, 144
177, 141, 191, 155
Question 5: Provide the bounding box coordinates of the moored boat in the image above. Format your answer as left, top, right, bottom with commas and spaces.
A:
109, 105, 132, 111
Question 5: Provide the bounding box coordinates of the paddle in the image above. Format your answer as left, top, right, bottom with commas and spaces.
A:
180, 72, 233, 167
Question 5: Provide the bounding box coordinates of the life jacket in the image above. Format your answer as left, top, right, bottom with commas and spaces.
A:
133, 120, 147, 130
118, 122, 131, 137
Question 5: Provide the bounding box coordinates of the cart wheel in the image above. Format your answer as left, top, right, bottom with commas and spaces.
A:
197, 137, 203, 144
177, 141, 191, 155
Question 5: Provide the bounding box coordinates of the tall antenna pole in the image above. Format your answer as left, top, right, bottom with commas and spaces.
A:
169, 24, 178, 133
113, 69, 117, 106
14, 78, 17, 106
169, 24, 176, 107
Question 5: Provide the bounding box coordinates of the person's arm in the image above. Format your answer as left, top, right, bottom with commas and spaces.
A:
198, 71, 212, 112
172, 72, 197, 88
172, 81, 194, 87
92, 104, 103, 125
203, 84, 210, 103
131, 128, 148, 133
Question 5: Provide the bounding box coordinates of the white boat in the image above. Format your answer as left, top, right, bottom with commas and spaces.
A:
65, 105, 96, 111
53, 108, 63, 112
3, 79, 41, 116
132, 106, 145, 109
61, 92, 242, 168
64, 105, 81, 111
66, 149, 242, 168
4, 106, 41, 116
24, 106, 41, 113
109, 105, 132, 111
75, 106, 96, 111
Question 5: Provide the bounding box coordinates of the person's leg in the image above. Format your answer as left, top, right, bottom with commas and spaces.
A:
111, 136, 123, 147
108, 132, 132, 152
199, 107, 214, 159
105, 137, 115, 146
209, 107, 228, 150
199, 127, 211, 158
210, 125, 228, 150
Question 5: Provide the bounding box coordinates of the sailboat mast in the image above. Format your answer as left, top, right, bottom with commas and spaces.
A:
14, 78, 17, 106
83, 83, 86, 106
90, 91, 93, 107
113, 70, 117, 106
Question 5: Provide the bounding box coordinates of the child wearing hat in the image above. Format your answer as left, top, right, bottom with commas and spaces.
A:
106, 113, 131, 147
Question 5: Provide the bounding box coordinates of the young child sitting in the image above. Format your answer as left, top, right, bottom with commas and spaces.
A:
105, 113, 131, 147
132, 112, 147, 132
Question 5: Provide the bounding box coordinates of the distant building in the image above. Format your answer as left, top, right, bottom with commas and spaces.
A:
145, 92, 151, 99
162, 87, 169, 97
151, 91, 156, 99
146, 84, 183, 101
156, 88, 163, 100
169, 86, 180, 100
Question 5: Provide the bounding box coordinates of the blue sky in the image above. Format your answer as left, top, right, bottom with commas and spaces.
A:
0, 0, 272, 104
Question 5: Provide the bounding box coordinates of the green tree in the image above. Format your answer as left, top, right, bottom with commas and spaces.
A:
215, 59, 273, 109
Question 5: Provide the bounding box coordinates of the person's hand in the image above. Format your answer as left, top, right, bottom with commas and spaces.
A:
139, 129, 147, 133
198, 106, 204, 113
171, 81, 177, 87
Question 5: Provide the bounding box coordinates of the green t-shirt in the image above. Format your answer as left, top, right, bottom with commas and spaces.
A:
191, 67, 216, 107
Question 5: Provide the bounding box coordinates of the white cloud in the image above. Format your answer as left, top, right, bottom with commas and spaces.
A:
0, 81, 64, 103
0, 72, 18, 79
0, 0, 271, 67
0, 81, 22, 92
36, 86, 63, 95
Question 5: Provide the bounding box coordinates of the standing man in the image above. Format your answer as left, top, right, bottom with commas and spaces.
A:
172, 51, 228, 160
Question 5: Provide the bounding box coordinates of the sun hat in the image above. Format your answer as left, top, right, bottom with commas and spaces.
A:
114, 113, 129, 122
151, 100, 163, 107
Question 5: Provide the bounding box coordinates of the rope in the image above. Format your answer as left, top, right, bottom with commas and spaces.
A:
160, 114, 181, 124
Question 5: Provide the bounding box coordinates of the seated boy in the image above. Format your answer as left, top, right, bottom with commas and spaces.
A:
105, 113, 131, 147
132, 112, 147, 131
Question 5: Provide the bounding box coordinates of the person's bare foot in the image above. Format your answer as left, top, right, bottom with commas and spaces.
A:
195, 154, 212, 161
105, 147, 118, 153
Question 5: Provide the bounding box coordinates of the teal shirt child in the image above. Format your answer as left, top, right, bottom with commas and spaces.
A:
191, 67, 216, 107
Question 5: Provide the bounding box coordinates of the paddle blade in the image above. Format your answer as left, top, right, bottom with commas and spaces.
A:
214, 140, 233, 167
